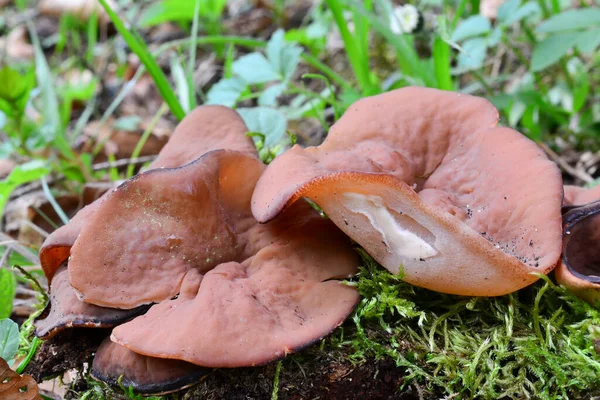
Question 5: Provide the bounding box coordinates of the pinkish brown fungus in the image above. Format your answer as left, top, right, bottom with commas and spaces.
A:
34, 105, 358, 393
556, 185, 600, 304
68, 147, 358, 367
252, 87, 564, 296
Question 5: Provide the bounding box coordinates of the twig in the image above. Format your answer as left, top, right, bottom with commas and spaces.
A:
0, 233, 39, 265
92, 155, 157, 171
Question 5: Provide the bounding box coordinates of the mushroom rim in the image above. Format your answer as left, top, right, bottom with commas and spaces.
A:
562, 199, 600, 285
110, 291, 360, 369
90, 363, 210, 396
253, 170, 559, 277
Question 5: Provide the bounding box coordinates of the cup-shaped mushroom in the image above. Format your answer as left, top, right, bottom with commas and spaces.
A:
38, 105, 257, 284
66, 149, 358, 368
252, 87, 564, 296
91, 338, 208, 395
34, 265, 148, 339
556, 193, 600, 305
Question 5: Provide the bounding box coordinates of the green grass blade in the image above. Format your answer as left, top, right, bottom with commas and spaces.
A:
326, 0, 373, 93
433, 36, 453, 90
98, 0, 185, 121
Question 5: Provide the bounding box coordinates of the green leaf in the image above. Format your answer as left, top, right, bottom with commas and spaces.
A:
451, 15, 491, 42
0, 269, 16, 319
537, 9, 600, 33
258, 83, 285, 107
575, 27, 600, 53
206, 77, 247, 107
531, 33, 579, 71
0, 67, 35, 119
498, 0, 540, 25
232, 53, 279, 84
0, 160, 50, 216
457, 38, 487, 70
266, 30, 303, 82
237, 107, 287, 147
0, 318, 19, 363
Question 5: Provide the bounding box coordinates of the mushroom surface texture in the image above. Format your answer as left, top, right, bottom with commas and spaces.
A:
556, 185, 600, 304
251, 87, 564, 296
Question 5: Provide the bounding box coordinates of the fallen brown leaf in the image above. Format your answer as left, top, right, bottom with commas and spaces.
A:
38, 0, 115, 24
0, 358, 42, 400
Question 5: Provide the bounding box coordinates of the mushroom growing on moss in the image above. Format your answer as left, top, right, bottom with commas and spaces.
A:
556, 185, 600, 305
252, 87, 564, 296
34, 105, 359, 393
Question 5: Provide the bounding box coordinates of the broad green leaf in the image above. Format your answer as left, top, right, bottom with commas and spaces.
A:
537, 9, 600, 33
575, 27, 600, 53
531, 33, 579, 71
0, 269, 16, 319
206, 77, 247, 107
451, 15, 491, 42
140, 0, 193, 26
457, 38, 487, 70
0, 318, 18, 363
498, 0, 540, 25
232, 53, 279, 85
258, 83, 285, 107
237, 107, 287, 147
266, 30, 303, 82
0, 160, 50, 216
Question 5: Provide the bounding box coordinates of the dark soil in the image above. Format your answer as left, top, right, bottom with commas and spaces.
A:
24, 327, 430, 400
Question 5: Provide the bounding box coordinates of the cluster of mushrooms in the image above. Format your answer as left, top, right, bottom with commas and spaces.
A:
33, 87, 600, 394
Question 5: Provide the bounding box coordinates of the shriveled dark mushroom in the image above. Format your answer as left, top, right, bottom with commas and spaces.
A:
252, 87, 564, 296
556, 185, 600, 304
91, 338, 208, 395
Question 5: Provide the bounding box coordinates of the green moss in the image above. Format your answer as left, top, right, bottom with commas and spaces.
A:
343, 249, 600, 399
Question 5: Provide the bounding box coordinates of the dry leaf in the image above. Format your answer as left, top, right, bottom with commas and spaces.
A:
0, 26, 34, 62
0, 358, 42, 400
38, 0, 115, 24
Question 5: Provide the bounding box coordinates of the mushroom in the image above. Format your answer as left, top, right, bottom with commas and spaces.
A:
68, 148, 358, 367
34, 105, 358, 391
556, 185, 600, 304
91, 338, 208, 395
251, 87, 564, 296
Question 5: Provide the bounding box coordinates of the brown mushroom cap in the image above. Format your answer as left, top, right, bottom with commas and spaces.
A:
91, 338, 208, 395
252, 87, 564, 296
39, 105, 256, 283
34, 265, 148, 339
556, 188, 600, 304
